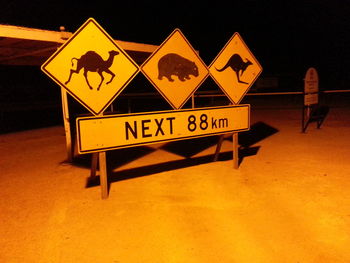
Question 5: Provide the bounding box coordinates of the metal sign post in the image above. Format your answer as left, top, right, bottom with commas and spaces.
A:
60, 88, 73, 162
41, 18, 139, 198
88, 113, 109, 199
99, 151, 108, 199
233, 132, 239, 169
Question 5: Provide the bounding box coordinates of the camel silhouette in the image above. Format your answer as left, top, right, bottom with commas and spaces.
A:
216, 53, 252, 84
65, 50, 119, 90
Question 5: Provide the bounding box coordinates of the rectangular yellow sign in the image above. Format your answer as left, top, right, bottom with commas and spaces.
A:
77, 105, 250, 153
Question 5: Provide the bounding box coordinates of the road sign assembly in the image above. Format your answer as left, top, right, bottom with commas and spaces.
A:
41, 18, 262, 198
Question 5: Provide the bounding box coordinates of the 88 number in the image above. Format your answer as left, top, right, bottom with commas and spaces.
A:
187, 114, 208, 132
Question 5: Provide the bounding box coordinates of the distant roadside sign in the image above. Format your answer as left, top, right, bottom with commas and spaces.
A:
302, 67, 325, 132
41, 18, 139, 115
304, 67, 319, 106
141, 29, 208, 109
209, 32, 262, 104
304, 67, 319, 94
77, 105, 250, 153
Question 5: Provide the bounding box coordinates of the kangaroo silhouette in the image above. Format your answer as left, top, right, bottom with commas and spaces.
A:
216, 54, 252, 84
65, 50, 119, 90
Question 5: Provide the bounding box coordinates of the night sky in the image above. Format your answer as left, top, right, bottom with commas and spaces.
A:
1, 0, 350, 89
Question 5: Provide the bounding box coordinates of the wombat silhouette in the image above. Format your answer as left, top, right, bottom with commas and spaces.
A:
216, 53, 252, 84
65, 50, 119, 90
158, 53, 199, 82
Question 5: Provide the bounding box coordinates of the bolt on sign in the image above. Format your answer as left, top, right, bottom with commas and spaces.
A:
141, 29, 209, 109
209, 32, 262, 104
41, 18, 139, 115
76, 105, 250, 154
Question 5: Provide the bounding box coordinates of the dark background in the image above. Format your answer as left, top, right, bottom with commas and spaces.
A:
0, 0, 349, 132
1, 0, 349, 83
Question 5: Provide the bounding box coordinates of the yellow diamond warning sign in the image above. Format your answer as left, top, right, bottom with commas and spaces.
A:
41, 18, 139, 115
141, 29, 208, 109
209, 32, 262, 104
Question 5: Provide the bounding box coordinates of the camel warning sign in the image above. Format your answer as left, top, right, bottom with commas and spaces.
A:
141, 29, 208, 109
41, 18, 139, 115
209, 32, 262, 104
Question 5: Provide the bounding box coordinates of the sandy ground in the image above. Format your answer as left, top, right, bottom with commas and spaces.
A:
1, 106, 350, 263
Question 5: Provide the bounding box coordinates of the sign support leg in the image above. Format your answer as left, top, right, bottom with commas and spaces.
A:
99, 151, 108, 199
301, 105, 306, 133
90, 152, 98, 178
233, 132, 239, 169
60, 88, 73, 162
213, 135, 225, 161
302, 105, 315, 133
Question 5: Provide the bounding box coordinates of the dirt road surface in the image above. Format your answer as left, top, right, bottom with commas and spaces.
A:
1, 105, 350, 263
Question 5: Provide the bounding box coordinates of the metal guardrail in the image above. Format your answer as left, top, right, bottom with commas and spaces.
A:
1, 89, 349, 114
118, 89, 350, 99
247, 89, 350, 95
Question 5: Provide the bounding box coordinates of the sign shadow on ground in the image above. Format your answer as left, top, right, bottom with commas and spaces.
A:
236, 121, 279, 165
160, 135, 221, 158
238, 121, 279, 147
72, 146, 156, 170
86, 153, 234, 188
303, 105, 330, 132
83, 121, 278, 189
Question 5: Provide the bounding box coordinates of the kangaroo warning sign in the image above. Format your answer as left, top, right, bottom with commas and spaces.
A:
141, 29, 208, 110
209, 32, 262, 104
41, 18, 139, 115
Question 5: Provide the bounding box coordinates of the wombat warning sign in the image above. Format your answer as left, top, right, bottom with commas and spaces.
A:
141, 29, 208, 110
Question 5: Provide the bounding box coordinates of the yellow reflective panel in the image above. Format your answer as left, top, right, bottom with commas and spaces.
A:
41, 18, 139, 115
141, 29, 208, 109
77, 105, 250, 153
209, 32, 262, 104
